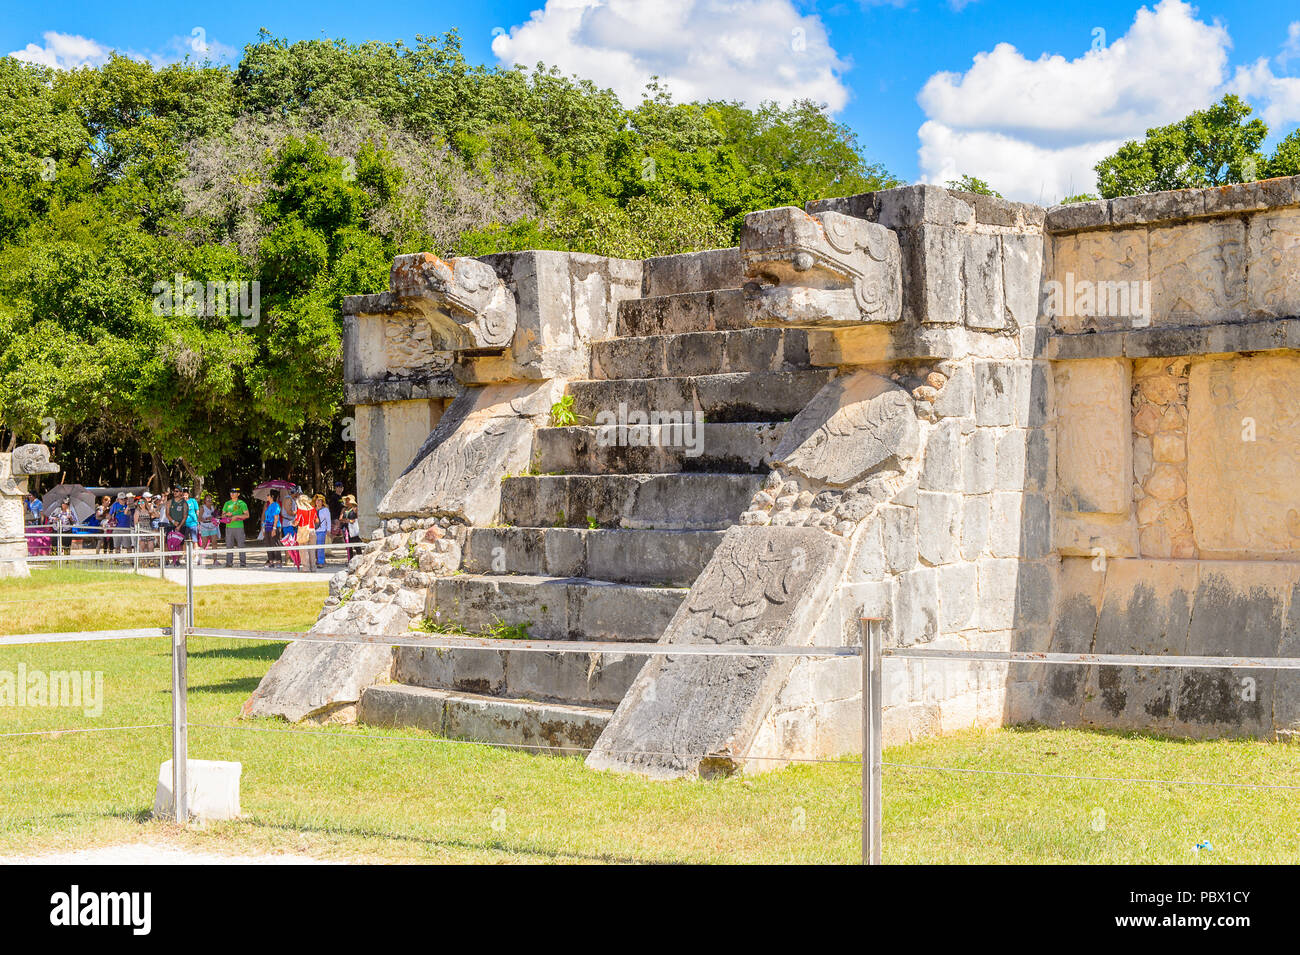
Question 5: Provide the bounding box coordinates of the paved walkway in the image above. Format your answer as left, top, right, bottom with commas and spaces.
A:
149, 563, 339, 587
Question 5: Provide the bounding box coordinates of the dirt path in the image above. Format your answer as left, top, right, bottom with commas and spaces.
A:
1, 842, 337, 864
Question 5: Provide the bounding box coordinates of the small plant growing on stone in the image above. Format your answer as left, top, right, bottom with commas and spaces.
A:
390, 541, 419, 569
549, 395, 582, 427
586, 516, 599, 530
486, 618, 532, 640
555, 509, 566, 527
338, 588, 354, 606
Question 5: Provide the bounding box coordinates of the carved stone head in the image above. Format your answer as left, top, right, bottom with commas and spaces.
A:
389, 253, 517, 349
741, 207, 902, 327
12, 444, 58, 475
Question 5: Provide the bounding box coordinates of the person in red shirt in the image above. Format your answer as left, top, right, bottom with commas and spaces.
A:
293, 493, 317, 574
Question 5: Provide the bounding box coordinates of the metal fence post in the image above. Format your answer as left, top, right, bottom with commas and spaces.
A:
185, 538, 195, 628
158, 527, 165, 579
860, 617, 882, 865
170, 602, 189, 825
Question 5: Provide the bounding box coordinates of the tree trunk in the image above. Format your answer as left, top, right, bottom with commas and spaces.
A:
150, 450, 168, 491
311, 443, 323, 497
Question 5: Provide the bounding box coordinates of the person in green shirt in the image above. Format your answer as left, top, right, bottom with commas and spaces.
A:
222, 488, 250, 567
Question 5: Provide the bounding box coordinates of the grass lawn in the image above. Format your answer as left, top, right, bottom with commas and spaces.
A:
1, 568, 1299, 863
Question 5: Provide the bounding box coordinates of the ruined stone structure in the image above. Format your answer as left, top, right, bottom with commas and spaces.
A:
0, 444, 58, 579
246, 175, 1300, 775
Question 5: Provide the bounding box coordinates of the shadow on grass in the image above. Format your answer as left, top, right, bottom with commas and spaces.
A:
187, 644, 284, 662
226, 816, 672, 864
189, 678, 262, 696
1001, 721, 1256, 747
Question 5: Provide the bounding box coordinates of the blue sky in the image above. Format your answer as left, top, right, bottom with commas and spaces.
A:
3, 0, 1298, 202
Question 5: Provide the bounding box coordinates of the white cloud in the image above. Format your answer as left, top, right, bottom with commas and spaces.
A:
10, 32, 113, 70
1231, 59, 1300, 128
492, 0, 851, 111
8, 29, 238, 72
916, 0, 1234, 201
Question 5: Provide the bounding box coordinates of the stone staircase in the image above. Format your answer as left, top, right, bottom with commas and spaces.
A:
358, 251, 833, 750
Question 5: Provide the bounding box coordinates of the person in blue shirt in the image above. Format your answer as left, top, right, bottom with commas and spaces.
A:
184, 489, 199, 542
26, 494, 42, 524
109, 493, 131, 552
261, 491, 283, 567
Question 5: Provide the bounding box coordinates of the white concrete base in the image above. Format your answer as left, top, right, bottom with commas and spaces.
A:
153, 759, 242, 823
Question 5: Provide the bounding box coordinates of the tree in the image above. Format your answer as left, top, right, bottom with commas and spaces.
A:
1268, 129, 1300, 178
945, 175, 1002, 197
1094, 95, 1268, 198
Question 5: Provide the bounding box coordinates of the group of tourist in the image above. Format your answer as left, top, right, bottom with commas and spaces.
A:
26, 482, 361, 572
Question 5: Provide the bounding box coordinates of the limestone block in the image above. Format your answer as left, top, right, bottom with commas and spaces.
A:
1187, 354, 1300, 557
1052, 358, 1131, 514
1002, 233, 1043, 329
154, 759, 241, 823
963, 232, 1006, 330
920, 418, 963, 491
977, 557, 1018, 630
1247, 208, 1300, 318
1078, 559, 1195, 733
972, 361, 1016, 427
1148, 218, 1246, 327
1047, 229, 1148, 333
994, 428, 1027, 490
881, 504, 917, 574
963, 427, 997, 494
1177, 563, 1291, 736
960, 494, 990, 560
892, 566, 938, 643
937, 562, 979, 632
917, 491, 961, 565
354, 400, 446, 536
988, 491, 1023, 558
742, 207, 902, 327
915, 225, 963, 325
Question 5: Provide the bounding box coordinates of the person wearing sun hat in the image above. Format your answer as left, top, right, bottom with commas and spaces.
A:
312, 492, 331, 568
222, 487, 249, 567
292, 492, 317, 573
340, 494, 359, 559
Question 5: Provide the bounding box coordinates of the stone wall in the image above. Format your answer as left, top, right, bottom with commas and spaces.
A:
1040, 175, 1300, 738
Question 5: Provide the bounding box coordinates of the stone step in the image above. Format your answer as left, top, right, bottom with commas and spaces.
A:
641, 248, 744, 298
533, 421, 786, 475
592, 328, 810, 380
426, 573, 688, 643
460, 527, 725, 586
566, 370, 833, 424
358, 684, 612, 752
392, 640, 642, 707
616, 289, 747, 337
499, 473, 762, 530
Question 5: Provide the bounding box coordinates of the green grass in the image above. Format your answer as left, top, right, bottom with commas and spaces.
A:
1, 569, 1299, 863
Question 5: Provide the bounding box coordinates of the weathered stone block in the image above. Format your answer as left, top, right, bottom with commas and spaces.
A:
964, 233, 1005, 330
1247, 209, 1300, 318
1149, 218, 1246, 327
1052, 358, 1131, 514
917, 491, 961, 565
1187, 354, 1300, 558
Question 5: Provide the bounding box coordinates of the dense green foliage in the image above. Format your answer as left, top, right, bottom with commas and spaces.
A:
0, 31, 897, 492
1093, 94, 1293, 199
